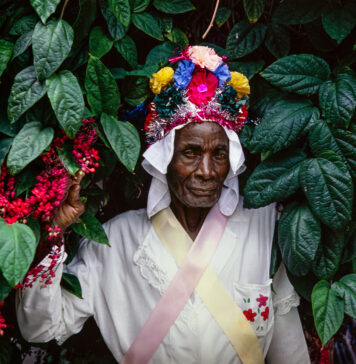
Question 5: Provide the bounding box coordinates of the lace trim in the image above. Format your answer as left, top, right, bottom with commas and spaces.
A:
273, 290, 300, 316
133, 243, 169, 295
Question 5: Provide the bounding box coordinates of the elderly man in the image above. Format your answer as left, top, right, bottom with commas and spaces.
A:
16, 46, 310, 363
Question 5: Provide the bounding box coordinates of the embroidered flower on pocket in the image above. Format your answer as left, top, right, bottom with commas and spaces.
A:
256, 294, 268, 307
243, 309, 257, 322
261, 307, 269, 321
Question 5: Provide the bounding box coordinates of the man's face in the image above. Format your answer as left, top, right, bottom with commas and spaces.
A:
167, 121, 230, 208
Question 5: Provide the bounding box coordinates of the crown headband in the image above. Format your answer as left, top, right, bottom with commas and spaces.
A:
145, 45, 250, 145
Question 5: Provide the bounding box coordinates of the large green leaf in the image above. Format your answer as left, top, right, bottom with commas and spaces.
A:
145, 41, 176, 66
312, 228, 346, 280
100, 0, 128, 40
73, 0, 97, 46
89, 26, 113, 59
85, 56, 121, 116
278, 202, 321, 276
333, 128, 356, 179
101, 113, 140, 172
318, 73, 356, 127
7, 66, 47, 123
7, 122, 54, 174
321, 1, 356, 44
262, 54, 330, 95
229, 60, 265, 80
333, 274, 356, 318
165, 27, 189, 49
226, 20, 267, 59
72, 212, 110, 245
61, 273, 83, 299
153, 0, 194, 14
248, 98, 318, 153
132, 12, 164, 40
0, 138, 12, 166
32, 19, 74, 80
312, 280, 344, 346
215, 7, 231, 27
46, 70, 85, 138
265, 24, 290, 59
114, 35, 138, 68
10, 14, 37, 36
243, 0, 265, 24
0, 40, 13, 78
300, 151, 353, 229
0, 270, 11, 301
0, 218, 37, 287
272, 0, 324, 25
30, 0, 61, 23
109, 0, 131, 27
12, 30, 33, 60
243, 149, 306, 208
131, 0, 150, 13
122, 76, 149, 106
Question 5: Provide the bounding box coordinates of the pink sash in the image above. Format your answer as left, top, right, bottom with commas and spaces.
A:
122, 204, 228, 364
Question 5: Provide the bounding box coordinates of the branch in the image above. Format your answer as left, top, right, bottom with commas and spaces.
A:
202, 0, 220, 40
60, 0, 70, 19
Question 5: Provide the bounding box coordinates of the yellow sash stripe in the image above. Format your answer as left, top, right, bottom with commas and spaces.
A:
152, 208, 264, 364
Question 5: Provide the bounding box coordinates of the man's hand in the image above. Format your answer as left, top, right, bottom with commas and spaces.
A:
58, 171, 85, 229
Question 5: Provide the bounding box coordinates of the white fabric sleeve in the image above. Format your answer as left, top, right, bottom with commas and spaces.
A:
16, 239, 95, 344
266, 264, 310, 364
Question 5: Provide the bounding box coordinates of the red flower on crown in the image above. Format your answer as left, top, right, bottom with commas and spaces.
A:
187, 68, 218, 106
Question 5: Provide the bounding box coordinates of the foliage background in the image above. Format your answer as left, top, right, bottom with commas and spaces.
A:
0, 0, 355, 362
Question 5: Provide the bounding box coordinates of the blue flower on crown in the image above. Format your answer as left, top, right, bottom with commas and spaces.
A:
214, 63, 231, 87
174, 60, 195, 89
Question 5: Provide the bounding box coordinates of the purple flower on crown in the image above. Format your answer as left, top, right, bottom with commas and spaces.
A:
173, 60, 195, 89
214, 63, 231, 87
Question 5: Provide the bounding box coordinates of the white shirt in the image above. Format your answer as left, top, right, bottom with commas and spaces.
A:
16, 200, 310, 363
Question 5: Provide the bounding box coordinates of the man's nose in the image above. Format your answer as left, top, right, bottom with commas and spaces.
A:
196, 154, 214, 179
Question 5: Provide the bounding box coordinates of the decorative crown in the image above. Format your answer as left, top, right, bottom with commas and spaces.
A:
145, 45, 250, 145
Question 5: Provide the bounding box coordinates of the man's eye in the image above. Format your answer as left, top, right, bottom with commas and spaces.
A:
183, 149, 199, 158
215, 151, 228, 160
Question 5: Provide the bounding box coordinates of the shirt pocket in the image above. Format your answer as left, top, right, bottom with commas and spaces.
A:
232, 279, 274, 336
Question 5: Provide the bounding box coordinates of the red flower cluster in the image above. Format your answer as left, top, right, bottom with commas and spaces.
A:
0, 301, 7, 336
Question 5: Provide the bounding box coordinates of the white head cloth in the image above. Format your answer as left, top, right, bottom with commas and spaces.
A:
142, 124, 246, 218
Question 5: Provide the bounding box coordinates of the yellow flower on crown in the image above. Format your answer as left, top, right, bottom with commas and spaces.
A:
149, 67, 174, 94
227, 72, 250, 99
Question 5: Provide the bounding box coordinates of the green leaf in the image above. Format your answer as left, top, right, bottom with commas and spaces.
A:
165, 27, 189, 49
7, 122, 54, 174
0, 270, 11, 301
155, 13, 173, 33
321, 1, 356, 44
72, 212, 110, 245
109, 0, 131, 27
73, 0, 97, 47
153, 0, 194, 14
333, 274, 356, 318
145, 41, 176, 66
101, 113, 140, 172
318, 73, 356, 127
131, 0, 150, 13
89, 26, 113, 59
272, 0, 324, 25
312, 228, 346, 280
312, 280, 344, 346
122, 76, 149, 106
215, 7, 231, 27
15, 168, 38, 196
243, 149, 307, 208
30, 0, 61, 23
226, 20, 267, 59
265, 24, 290, 59
61, 272, 83, 299
288, 270, 319, 302
32, 19, 74, 80
0, 218, 37, 287
248, 98, 318, 153
278, 202, 321, 276
229, 60, 265, 79
12, 30, 33, 60
132, 12, 164, 40
0, 40, 13, 78
333, 129, 356, 179
305, 20, 337, 53
0, 337, 12, 363
262, 54, 330, 95
46, 70, 84, 138
114, 35, 138, 68
243, 0, 265, 23
300, 151, 353, 229
57, 143, 80, 175
10, 14, 37, 36
100, 0, 128, 40
85, 55, 121, 116
0, 138, 12, 166
8, 66, 47, 123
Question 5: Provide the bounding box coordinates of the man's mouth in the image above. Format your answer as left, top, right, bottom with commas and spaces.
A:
189, 187, 217, 196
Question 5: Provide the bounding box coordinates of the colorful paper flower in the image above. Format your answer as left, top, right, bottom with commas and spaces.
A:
243, 309, 257, 322
149, 67, 174, 94
261, 307, 269, 321
256, 294, 268, 307
188, 45, 222, 72
227, 71, 250, 98
187, 69, 218, 106
174, 60, 195, 89
214, 63, 231, 87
